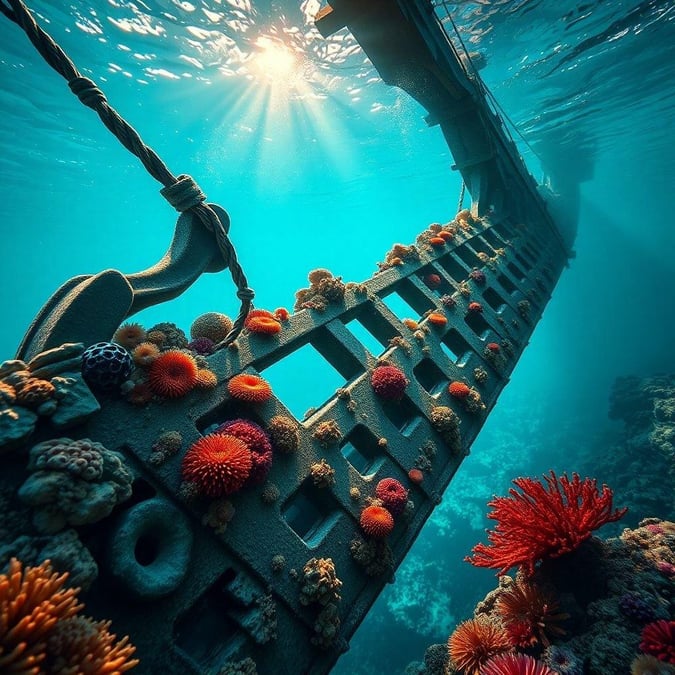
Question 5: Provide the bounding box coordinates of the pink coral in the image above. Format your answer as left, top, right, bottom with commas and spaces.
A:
375, 478, 408, 517
215, 419, 273, 486
370, 365, 409, 401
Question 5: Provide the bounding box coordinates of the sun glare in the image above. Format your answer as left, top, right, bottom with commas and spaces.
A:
252, 36, 299, 83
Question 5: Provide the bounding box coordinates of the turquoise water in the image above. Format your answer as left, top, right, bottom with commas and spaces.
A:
0, 0, 673, 672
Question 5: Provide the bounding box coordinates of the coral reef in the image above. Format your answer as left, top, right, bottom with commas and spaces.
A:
148, 322, 188, 349
18, 437, 133, 533
298, 557, 343, 649
430, 405, 462, 452
294, 269, 346, 311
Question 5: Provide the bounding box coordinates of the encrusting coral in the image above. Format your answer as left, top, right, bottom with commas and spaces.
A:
267, 415, 300, 453
18, 438, 134, 533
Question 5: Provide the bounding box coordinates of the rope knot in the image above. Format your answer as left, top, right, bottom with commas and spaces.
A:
160, 174, 206, 212
236, 287, 255, 302
68, 76, 107, 108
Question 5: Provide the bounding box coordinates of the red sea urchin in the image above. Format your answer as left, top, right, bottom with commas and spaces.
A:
370, 365, 409, 401
360, 505, 395, 539
227, 373, 272, 403
375, 478, 408, 517
182, 434, 253, 497
148, 350, 198, 398
640, 619, 675, 663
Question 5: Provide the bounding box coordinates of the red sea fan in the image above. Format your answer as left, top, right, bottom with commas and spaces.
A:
466, 471, 627, 576
640, 619, 675, 663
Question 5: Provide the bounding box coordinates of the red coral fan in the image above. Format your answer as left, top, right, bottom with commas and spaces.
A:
227, 373, 273, 403
245, 309, 282, 335
408, 468, 424, 484
487, 342, 501, 353
495, 579, 569, 647
424, 273, 442, 289
481, 653, 556, 675
375, 478, 409, 517
371, 365, 409, 401
216, 419, 273, 486
360, 505, 395, 538
427, 312, 448, 327
640, 620, 675, 663
148, 349, 198, 398
468, 301, 483, 312
182, 434, 253, 497
466, 471, 628, 576
449, 381, 471, 399
448, 618, 513, 675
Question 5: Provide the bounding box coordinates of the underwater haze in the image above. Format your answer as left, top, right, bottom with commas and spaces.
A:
0, 0, 674, 673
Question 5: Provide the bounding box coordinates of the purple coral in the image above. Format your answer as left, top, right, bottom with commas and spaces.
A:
187, 337, 215, 355
469, 269, 486, 285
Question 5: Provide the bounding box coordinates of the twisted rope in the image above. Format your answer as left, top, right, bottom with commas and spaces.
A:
456, 181, 466, 214
1, 0, 254, 347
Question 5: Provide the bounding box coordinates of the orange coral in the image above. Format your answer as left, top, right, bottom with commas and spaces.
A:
427, 312, 448, 327
274, 307, 290, 322
0, 558, 82, 674
402, 318, 419, 330
438, 230, 453, 241
195, 369, 218, 389
429, 237, 446, 247
449, 381, 471, 399
148, 350, 198, 398
227, 373, 272, 403
408, 468, 424, 484
448, 617, 512, 675
359, 505, 395, 539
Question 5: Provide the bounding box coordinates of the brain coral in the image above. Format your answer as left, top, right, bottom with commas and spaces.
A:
190, 312, 233, 343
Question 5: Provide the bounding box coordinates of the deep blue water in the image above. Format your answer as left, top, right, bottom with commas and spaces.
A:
0, 1, 673, 673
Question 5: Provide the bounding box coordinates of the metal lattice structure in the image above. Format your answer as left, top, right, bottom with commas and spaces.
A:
0, 1, 576, 674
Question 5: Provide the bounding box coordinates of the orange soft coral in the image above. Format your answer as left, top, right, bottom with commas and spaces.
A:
244, 309, 282, 335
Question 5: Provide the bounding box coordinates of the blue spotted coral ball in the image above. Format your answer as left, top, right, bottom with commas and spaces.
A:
82, 341, 133, 391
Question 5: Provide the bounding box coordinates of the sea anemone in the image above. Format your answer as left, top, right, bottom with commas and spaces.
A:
245, 309, 282, 335
216, 419, 273, 486
640, 620, 675, 664
423, 273, 442, 289
370, 365, 409, 401
495, 578, 568, 647
181, 433, 253, 497
360, 505, 395, 539
132, 342, 160, 367
148, 350, 198, 398
481, 653, 556, 675
448, 617, 512, 675
408, 468, 424, 484
468, 302, 483, 313
375, 478, 408, 517
427, 312, 448, 327
227, 373, 273, 403
190, 312, 233, 343
449, 381, 471, 399
112, 323, 146, 351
